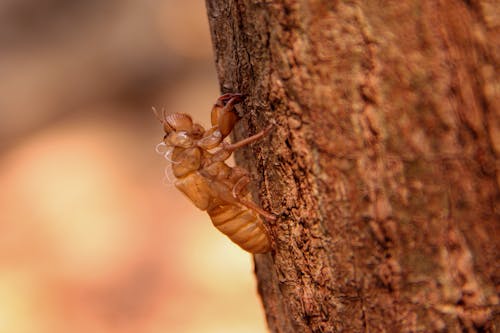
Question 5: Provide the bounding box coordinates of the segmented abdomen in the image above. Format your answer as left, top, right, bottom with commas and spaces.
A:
208, 203, 270, 253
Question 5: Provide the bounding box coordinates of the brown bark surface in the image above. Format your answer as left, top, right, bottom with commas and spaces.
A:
205, 1, 500, 332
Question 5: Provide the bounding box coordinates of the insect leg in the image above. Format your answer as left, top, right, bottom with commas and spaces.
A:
231, 174, 276, 221
213, 96, 242, 137
216, 93, 243, 106
237, 196, 276, 221
222, 124, 273, 152
232, 174, 251, 198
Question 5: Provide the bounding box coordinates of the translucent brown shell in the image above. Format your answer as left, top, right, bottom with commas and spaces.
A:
156, 94, 273, 254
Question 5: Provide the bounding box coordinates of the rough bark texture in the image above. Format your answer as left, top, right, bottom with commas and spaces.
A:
205, 1, 500, 332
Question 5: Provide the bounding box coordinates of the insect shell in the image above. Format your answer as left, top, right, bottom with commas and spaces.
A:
155, 93, 274, 254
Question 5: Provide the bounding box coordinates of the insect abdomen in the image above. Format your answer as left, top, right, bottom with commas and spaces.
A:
208, 204, 270, 253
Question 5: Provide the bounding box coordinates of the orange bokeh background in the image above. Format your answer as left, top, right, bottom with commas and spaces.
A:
0, 1, 267, 332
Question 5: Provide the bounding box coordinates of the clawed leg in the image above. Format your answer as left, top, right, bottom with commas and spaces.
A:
211, 94, 243, 137
232, 174, 276, 221
222, 124, 273, 152
216, 93, 244, 107
207, 124, 273, 164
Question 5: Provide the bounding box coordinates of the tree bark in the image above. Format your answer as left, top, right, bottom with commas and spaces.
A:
205, 1, 500, 332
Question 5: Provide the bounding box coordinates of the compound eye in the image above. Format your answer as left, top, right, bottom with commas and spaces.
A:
167, 131, 193, 148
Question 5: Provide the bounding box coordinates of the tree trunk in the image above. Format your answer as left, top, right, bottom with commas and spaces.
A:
205, 1, 500, 332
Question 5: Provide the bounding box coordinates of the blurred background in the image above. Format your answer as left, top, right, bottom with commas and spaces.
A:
0, 1, 267, 332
